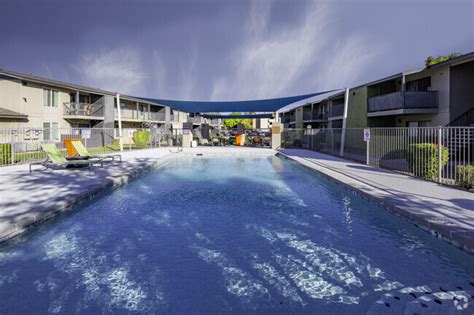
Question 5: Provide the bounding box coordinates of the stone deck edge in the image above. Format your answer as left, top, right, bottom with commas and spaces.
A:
277, 152, 474, 255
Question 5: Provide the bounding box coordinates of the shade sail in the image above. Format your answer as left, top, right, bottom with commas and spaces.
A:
138, 89, 339, 113
201, 113, 273, 119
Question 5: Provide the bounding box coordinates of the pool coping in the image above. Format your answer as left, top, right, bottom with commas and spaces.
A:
277, 151, 474, 255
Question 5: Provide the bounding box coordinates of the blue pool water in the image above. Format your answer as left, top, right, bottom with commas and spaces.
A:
0, 156, 473, 314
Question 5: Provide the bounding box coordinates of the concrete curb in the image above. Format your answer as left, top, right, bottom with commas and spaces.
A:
277, 152, 474, 254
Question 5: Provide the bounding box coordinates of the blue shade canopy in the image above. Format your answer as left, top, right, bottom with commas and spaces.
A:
201, 113, 273, 119
138, 89, 339, 113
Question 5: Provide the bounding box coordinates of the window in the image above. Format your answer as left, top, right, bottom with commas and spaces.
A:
406, 77, 431, 92
79, 94, 91, 104
43, 122, 59, 141
406, 121, 431, 127
52, 90, 59, 107
43, 122, 51, 140
43, 89, 60, 107
51, 122, 59, 140
43, 89, 51, 107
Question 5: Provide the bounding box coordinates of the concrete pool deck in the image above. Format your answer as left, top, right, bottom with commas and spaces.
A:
0, 146, 275, 242
279, 149, 474, 254
0, 146, 472, 254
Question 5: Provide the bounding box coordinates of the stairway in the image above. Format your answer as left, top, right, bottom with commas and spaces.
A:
445, 127, 474, 157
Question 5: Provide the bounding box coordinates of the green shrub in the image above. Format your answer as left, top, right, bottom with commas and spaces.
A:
456, 165, 474, 189
132, 130, 150, 148
407, 143, 449, 181
0, 143, 12, 165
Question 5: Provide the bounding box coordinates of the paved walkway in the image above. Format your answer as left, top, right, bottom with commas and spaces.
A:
279, 149, 474, 253
0, 146, 275, 242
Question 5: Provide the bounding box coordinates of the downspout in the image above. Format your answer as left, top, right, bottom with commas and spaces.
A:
339, 87, 349, 157
116, 93, 123, 151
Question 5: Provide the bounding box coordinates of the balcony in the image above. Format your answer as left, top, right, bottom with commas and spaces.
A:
303, 111, 328, 121
63, 103, 104, 120
329, 104, 344, 119
149, 111, 166, 121
116, 109, 166, 122
368, 91, 438, 117
189, 116, 205, 124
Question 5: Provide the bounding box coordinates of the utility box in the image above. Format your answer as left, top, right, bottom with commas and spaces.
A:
271, 123, 282, 150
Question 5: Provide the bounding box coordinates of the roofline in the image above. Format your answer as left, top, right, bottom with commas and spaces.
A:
0, 68, 168, 108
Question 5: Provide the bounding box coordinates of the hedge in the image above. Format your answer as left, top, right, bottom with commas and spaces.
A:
456, 165, 474, 189
132, 130, 151, 149
0, 143, 12, 165
407, 143, 449, 181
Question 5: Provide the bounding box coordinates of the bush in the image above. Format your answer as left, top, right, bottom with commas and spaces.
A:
0, 143, 12, 165
456, 165, 474, 189
407, 143, 449, 181
132, 130, 150, 148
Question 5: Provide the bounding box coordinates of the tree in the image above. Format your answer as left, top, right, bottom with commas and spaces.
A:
223, 112, 253, 129
425, 53, 461, 67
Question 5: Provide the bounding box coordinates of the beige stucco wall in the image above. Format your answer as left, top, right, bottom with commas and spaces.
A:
0, 77, 72, 130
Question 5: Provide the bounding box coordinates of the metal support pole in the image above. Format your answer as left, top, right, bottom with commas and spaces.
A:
339, 87, 349, 157
366, 138, 370, 165
438, 126, 442, 183
116, 93, 123, 152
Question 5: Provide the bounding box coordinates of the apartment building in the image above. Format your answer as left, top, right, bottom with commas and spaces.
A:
282, 51, 474, 129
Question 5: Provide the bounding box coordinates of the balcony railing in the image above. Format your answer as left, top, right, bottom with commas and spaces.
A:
189, 116, 205, 124
149, 111, 166, 121
313, 111, 328, 120
115, 109, 166, 121
368, 91, 438, 113
304, 111, 328, 121
63, 103, 104, 118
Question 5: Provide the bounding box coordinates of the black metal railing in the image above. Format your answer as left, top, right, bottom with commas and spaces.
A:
368, 91, 438, 113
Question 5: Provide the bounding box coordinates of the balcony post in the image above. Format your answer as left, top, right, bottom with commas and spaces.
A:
339, 87, 349, 157
116, 93, 123, 151
438, 127, 442, 183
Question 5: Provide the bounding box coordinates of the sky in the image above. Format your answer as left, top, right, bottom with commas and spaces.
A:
1, 0, 473, 108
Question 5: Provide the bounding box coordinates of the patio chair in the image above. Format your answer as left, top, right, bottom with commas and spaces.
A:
29, 143, 103, 173
71, 140, 122, 162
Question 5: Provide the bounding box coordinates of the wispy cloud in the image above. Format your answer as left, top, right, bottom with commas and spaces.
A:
211, 0, 383, 101
73, 48, 146, 95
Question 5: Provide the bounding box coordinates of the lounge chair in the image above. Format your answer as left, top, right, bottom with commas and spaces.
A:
29, 143, 103, 173
71, 140, 122, 162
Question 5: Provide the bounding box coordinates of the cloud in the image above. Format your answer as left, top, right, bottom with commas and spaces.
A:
211, 0, 384, 102
73, 48, 146, 95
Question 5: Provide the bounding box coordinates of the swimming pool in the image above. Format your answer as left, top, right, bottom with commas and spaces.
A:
0, 156, 473, 314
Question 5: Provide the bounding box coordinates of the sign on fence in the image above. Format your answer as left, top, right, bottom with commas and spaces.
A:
363, 128, 370, 142
81, 128, 91, 139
